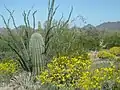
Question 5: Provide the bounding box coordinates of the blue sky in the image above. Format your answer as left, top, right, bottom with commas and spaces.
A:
0, 0, 120, 28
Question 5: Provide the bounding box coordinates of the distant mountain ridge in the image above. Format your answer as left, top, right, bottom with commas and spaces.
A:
0, 21, 120, 31
96, 21, 120, 30
82, 21, 120, 30
82, 24, 96, 30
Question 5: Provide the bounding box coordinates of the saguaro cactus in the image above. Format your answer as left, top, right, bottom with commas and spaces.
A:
29, 33, 45, 76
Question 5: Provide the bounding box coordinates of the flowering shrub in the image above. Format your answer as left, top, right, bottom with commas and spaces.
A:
109, 46, 120, 56
0, 58, 19, 85
97, 50, 115, 59
37, 55, 120, 89
78, 65, 120, 89
0, 59, 18, 75
37, 55, 92, 88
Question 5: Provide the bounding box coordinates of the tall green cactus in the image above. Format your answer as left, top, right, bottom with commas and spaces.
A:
29, 33, 45, 76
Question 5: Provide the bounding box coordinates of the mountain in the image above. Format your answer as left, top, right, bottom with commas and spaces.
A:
82, 24, 96, 30
0, 21, 120, 31
96, 21, 120, 30
82, 21, 120, 30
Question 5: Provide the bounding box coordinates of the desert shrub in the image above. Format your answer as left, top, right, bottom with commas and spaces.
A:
0, 51, 16, 60
37, 55, 92, 88
10, 71, 41, 90
0, 59, 18, 75
0, 58, 19, 85
109, 46, 120, 56
0, 39, 11, 52
78, 65, 120, 90
37, 54, 120, 90
97, 50, 116, 59
102, 31, 120, 49
47, 29, 83, 57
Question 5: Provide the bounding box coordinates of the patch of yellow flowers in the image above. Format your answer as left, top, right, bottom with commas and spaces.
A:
109, 46, 120, 56
37, 56, 91, 87
79, 65, 120, 89
37, 54, 120, 89
0, 59, 18, 75
97, 50, 116, 59
97, 46, 120, 60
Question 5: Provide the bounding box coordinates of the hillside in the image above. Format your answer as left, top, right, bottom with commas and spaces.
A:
82, 24, 96, 30
1, 21, 120, 31
96, 21, 120, 30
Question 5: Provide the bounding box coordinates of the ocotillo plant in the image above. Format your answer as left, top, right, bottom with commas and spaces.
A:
29, 33, 45, 76
0, 7, 37, 72
44, 0, 73, 60
0, 0, 73, 73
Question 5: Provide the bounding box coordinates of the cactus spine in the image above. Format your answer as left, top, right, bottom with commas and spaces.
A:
29, 33, 45, 76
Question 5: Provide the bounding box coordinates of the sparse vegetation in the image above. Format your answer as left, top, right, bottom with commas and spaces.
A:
0, 0, 120, 90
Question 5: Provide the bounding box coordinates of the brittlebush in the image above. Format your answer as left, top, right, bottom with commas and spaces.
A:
97, 50, 116, 59
37, 54, 120, 89
79, 65, 120, 89
0, 59, 18, 76
109, 46, 120, 56
37, 55, 91, 88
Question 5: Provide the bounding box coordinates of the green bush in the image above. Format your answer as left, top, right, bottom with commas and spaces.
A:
109, 46, 120, 56
97, 50, 116, 59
